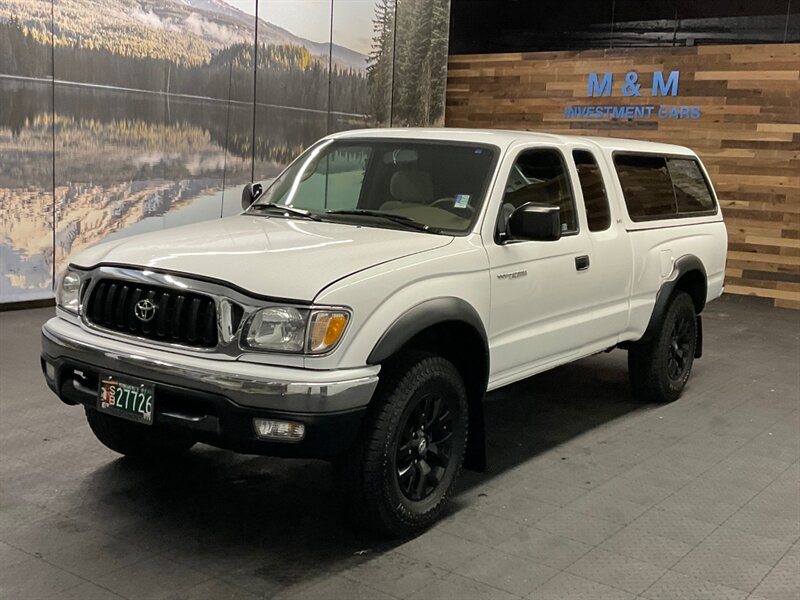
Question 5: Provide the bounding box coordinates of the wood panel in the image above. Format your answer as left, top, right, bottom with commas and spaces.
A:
446, 44, 800, 309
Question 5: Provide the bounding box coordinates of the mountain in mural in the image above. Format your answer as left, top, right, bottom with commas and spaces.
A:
0, 0, 367, 70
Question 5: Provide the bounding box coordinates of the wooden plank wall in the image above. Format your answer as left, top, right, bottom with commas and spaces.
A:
446, 44, 800, 309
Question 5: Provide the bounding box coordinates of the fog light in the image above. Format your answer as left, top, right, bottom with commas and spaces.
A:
45, 361, 56, 381
253, 419, 305, 442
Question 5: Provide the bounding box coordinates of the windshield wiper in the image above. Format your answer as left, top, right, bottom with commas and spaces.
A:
249, 202, 322, 221
325, 209, 440, 233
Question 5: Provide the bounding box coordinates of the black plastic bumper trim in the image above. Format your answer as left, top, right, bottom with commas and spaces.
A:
40, 353, 366, 459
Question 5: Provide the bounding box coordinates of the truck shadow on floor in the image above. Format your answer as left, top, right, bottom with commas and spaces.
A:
78, 351, 642, 595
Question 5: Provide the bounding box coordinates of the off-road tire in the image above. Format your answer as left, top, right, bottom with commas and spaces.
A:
85, 408, 195, 459
628, 291, 697, 403
338, 353, 468, 537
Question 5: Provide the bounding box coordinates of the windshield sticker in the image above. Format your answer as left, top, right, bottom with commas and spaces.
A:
454, 194, 471, 208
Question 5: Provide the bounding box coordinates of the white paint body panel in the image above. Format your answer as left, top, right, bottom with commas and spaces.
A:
70, 215, 451, 302
64, 128, 728, 394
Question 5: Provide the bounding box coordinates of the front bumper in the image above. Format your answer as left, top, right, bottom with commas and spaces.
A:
41, 318, 380, 458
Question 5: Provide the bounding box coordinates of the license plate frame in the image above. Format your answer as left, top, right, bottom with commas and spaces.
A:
98, 375, 155, 425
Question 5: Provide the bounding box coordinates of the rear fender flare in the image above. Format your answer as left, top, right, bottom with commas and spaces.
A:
641, 254, 707, 343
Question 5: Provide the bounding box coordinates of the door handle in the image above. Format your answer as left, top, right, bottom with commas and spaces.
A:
575, 255, 590, 271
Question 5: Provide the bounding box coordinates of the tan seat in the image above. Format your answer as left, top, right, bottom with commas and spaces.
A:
381, 171, 435, 211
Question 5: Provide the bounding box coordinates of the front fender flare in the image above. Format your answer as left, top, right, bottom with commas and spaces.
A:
366, 297, 488, 366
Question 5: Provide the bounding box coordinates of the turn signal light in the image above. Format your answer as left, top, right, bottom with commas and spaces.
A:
307, 311, 349, 353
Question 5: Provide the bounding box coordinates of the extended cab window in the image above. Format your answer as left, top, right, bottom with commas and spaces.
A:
614, 153, 717, 221
573, 150, 611, 232
503, 149, 578, 234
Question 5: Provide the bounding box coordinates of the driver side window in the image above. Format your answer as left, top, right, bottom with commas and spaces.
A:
501, 149, 579, 235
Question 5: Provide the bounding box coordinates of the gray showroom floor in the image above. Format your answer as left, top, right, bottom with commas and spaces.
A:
1, 295, 798, 600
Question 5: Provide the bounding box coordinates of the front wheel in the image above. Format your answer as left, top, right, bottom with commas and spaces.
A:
628, 291, 698, 403
339, 353, 468, 537
85, 408, 195, 460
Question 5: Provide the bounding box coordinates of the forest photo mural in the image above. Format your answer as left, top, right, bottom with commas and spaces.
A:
0, 0, 451, 302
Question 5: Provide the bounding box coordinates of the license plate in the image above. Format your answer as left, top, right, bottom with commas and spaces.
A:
98, 376, 154, 425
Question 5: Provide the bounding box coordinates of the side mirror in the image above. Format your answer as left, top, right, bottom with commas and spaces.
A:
241, 182, 263, 211
508, 202, 561, 241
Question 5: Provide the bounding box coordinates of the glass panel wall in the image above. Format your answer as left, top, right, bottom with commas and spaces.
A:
330, 0, 376, 132
0, 0, 451, 303
0, 0, 54, 301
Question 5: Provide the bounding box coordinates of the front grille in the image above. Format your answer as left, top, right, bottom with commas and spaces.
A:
86, 279, 218, 348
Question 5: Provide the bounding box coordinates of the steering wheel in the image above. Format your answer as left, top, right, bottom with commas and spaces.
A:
431, 197, 474, 216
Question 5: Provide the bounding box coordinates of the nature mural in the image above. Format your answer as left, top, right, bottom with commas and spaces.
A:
0, 0, 451, 302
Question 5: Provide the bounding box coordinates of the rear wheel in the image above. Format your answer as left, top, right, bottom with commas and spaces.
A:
339, 353, 468, 536
628, 291, 697, 403
85, 408, 195, 459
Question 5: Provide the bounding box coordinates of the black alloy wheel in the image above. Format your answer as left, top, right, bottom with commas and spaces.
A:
338, 352, 468, 536
395, 391, 455, 502
628, 291, 698, 403
667, 310, 694, 382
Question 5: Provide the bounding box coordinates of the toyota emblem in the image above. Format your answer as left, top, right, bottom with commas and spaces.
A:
134, 299, 157, 322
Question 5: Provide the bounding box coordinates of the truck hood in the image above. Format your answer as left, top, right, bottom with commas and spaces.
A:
71, 215, 453, 301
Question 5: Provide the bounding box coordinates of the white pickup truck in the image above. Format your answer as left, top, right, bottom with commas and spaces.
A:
41, 128, 727, 535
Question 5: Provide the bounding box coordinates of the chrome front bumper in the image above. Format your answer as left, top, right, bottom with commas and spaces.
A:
41, 317, 380, 413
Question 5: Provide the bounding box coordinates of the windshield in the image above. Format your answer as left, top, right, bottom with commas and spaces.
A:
250, 139, 498, 234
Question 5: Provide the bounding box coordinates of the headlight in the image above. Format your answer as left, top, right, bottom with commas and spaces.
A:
243, 306, 350, 354
245, 307, 307, 352
56, 269, 82, 314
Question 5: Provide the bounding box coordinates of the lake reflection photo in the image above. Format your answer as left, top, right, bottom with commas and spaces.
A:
0, 0, 450, 302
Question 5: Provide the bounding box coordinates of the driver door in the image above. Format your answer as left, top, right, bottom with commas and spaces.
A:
483, 145, 595, 386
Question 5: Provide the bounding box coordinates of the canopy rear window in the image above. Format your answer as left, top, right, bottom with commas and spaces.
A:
614, 153, 718, 222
